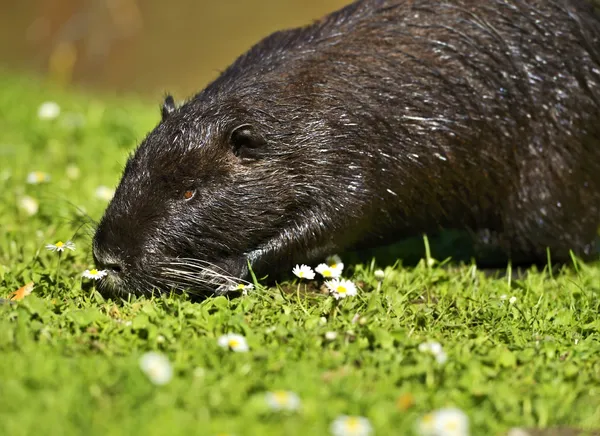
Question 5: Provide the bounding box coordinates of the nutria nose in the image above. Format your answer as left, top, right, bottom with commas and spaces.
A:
92, 248, 125, 274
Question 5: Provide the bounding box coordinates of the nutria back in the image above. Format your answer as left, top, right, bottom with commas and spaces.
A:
92, 0, 600, 297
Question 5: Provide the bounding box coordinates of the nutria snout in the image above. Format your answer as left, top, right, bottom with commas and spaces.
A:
93, 0, 600, 298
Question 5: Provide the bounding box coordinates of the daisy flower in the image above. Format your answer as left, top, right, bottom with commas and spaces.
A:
325, 278, 358, 299
434, 351, 448, 365
37, 101, 60, 120
418, 341, 443, 355
330, 415, 373, 436
324, 331, 338, 341
265, 390, 301, 411
139, 352, 173, 385
374, 269, 385, 281
45, 240, 76, 252
499, 294, 517, 306
18, 196, 39, 216
315, 263, 343, 279
95, 185, 115, 201
326, 254, 344, 270
26, 171, 51, 184
229, 283, 254, 295
418, 340, 447, 365
417, 407, 469, 436
82, 269, 108, 280
292, 264, 315, 280
217, 333, 249, 352
65, 164, 80, 180
417, 411, 437, 436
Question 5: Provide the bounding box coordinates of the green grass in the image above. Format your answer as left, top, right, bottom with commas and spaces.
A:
1, 71, 600, 436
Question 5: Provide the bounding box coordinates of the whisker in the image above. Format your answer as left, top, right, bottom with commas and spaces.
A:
157, 259, 229, 273
149, 257, 245, 296
156, 258, 248, 283
159, 268, 235, 285
99, 256, 244, 298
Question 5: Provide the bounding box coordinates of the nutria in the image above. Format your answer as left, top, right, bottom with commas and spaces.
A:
92, 0, 600, 298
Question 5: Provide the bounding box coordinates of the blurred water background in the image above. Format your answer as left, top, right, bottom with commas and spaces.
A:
0, 0, 350, 101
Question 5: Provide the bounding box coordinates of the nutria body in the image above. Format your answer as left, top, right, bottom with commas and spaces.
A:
93, 0, 600, 297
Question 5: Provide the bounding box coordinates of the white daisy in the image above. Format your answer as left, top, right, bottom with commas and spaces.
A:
82, 269, 108, 280
330, 415, 373, 436
315, 263, 343, 279
509, 296, 517, 304
265, 390, 301, 411
374, 269, 385, 281
435, 351, 448, 365
217, 333, 249, 352
325, 278, 358, 300
26, 171, 51, 184
432, 408, 469, 436
324, 331, 338, 341
18, 196, 39, 216
65, 164, 80, 180
326, 254, 344, 271
95, 185, 115, 201
139, 352, 173, 385
37, 101, 61, 120
292, 264, 315, 280
418, 341, 447, 365
45, 240, 76, 252
418, 341, 443, 355
229, 283, 254, 295
417, 411, 437, 436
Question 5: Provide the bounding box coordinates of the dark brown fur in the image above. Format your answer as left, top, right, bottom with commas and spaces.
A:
93, 0, 600, 298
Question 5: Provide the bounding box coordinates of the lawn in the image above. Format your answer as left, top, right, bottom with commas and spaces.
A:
1, 71, 599, 436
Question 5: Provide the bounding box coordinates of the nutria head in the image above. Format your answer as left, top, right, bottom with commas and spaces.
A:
92, 92, 349, 298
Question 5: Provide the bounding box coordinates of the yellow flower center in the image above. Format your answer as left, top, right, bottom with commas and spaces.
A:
55, 241, 64, 248
444, 420, 458, 431
322, 269, 332, 277
330, 263, 338, 268
90, 269, 98, 275
337, 286, 347, 294
273, 391, 289, 404
298, 272, 305, 277
228, 339, 240, 348
421, 414, 434, 428
236, 284, 245, 290
345, 417, 361, 430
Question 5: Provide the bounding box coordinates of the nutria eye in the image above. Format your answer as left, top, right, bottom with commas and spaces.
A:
183, 189, 195, 200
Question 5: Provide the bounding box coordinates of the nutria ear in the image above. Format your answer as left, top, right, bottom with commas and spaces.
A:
229, 124, 266, 158
161, 95, 176, 121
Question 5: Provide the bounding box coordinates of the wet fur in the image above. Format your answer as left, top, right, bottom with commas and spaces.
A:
93, 0, 600, 298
